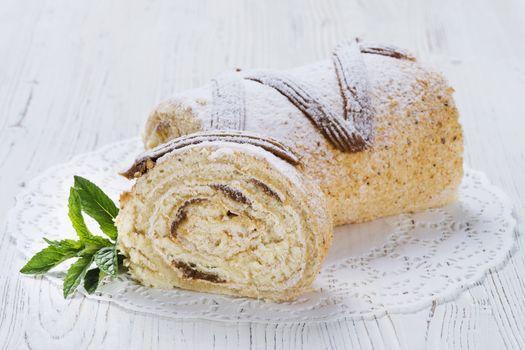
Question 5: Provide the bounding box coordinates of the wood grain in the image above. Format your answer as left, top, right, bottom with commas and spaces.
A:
0, 0, 524, 348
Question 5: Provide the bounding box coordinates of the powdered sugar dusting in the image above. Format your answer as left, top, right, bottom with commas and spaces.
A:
210, 74, 246, 130
245, 71, 363, 152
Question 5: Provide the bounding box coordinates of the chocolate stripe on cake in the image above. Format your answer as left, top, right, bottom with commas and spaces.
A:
121, 131, 299, 179
360, 43, 416, 61
210, 75, 246, 130
333, 39, 373, 148
245, 72, 365, 152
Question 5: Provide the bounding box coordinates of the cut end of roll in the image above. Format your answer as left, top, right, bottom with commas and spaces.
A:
116, 140, 332, 302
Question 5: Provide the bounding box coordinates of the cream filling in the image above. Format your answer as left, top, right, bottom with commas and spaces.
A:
148, 179, 306, 292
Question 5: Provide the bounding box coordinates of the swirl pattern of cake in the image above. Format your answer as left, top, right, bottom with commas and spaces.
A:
116, 39, 463, 301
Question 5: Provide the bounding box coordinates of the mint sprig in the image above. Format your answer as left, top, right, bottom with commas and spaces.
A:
20, 176, 122, 297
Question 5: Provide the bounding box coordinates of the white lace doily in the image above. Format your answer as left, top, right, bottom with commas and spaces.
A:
7, 138, 516, 323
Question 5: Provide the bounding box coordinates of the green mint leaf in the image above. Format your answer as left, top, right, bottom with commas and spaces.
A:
68, 187, 92, 241
43, 238, 83, 251
84, 268, 106, 294
94, 246, 118, 276
63, 255, 94, 298
73, 176, 119, 240
20, 240, 82, 274
68, 187, 113, 247
87, 236, 113, 249
77, 245, 102, 258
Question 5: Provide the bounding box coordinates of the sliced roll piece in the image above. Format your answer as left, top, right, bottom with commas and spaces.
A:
116, 133, 332, 302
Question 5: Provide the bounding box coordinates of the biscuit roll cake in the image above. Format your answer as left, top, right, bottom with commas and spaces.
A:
143, 39, 464, 226
117, 132, 333, 301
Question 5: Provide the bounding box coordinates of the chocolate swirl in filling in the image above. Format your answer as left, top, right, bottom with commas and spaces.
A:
248, 178, 283, 202
121, 131, 300, 179
171, 198, 208, 238
210, 184, 252, 206
172, 261, 225, 283
245, 72, 366, 152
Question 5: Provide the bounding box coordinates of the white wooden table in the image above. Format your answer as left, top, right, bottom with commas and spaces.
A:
1, 0, 524, 349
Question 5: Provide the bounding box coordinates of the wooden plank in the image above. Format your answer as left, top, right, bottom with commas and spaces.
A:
0, 0, 524, 349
